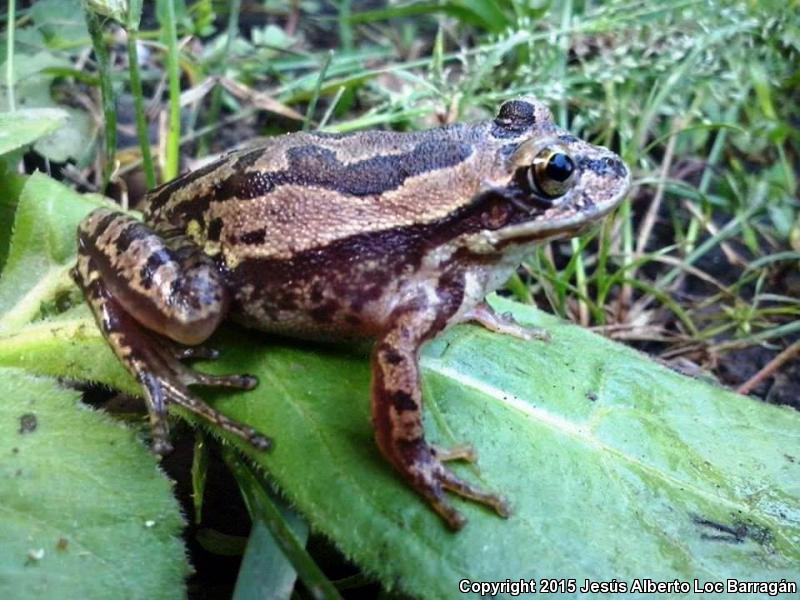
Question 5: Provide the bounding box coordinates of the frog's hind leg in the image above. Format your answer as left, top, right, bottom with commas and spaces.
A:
73, 208, 271, 453
372, 305, 510, 530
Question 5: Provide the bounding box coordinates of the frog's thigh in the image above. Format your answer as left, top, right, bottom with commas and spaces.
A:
76, 208, 227, 345
72, 228, 269, 454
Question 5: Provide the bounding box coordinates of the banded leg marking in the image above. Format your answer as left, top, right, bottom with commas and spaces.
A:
72, 209, 271, 453
372, 307, 510, 530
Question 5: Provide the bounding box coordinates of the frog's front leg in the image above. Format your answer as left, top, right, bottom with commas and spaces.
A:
372, 302, 510, 530
72, 208, 271, 454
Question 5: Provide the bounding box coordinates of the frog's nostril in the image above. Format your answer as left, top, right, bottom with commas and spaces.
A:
603, 156, 626, 177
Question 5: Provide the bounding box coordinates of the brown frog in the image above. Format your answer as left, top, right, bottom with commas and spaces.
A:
72, 97, 629, 529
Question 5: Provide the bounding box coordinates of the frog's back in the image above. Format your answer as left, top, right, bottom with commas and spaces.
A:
140, 123, 500, 264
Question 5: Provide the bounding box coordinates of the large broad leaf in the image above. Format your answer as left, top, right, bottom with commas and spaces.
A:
0, 172, 797, 597
0, 367, 188, 599
0, 172, 111, 332
0, 109, 68, 157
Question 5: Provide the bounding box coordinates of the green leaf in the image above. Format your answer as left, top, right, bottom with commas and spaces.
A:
32, 108, 96, 166
0, 172, 112, 332
0, 52, 70, 111
29, 0, 89, 46
0, 109, 68, 157
0, 368, 188, 599
0, 162, 26, 272
233, 520, 303, 600
0, 173, 798, 596
226, 452, 322, 600
0, 52, 96, 164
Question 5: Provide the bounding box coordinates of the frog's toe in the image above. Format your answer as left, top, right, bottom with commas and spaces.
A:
159, 343, 258, 391
147, 375, 273, 452
416, 460, 510, 530
398, 440, 510, 529
185, 370, 258, 390
135, 340, 271, 451
431, 443, 476, 463
462, 303, 550, 342
173, 345, 220, 360
438, 467, 511, 518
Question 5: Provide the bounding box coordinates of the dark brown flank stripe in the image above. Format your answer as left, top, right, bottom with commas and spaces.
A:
227, 188, 537, 296
229, 209, 474, 338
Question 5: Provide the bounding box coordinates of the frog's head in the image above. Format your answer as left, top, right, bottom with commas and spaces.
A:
477, 97, 630, 247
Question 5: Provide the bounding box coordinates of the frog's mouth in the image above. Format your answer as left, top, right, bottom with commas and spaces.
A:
489, 168, 630, 246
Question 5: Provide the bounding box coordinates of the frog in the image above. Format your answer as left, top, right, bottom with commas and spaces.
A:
72, 97, 629, 530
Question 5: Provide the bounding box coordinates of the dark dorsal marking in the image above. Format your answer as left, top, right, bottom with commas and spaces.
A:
492, 99, 536, 138
267, 137, 473, 197
147, 157, 229, 212
238, 229, 267, 245
216, 171, 274, 200
213, 135, 473, 205
146, 147, 265, 214
207, 218, 223, 242
153, 134, 474, 227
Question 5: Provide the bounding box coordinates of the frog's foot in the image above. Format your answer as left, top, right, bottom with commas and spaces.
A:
462, 302, 550, 342
373, 308, 511, 530
137, 334, 270, 454
397, 439, 510, 530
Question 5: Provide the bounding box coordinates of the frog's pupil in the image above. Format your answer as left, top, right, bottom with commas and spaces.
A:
546, 153, 574, 182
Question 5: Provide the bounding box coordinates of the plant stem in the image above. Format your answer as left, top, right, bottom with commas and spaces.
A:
85, 9, 118, 190
127, 31, 156, 188
199, 0, 241, 156
162, 0, 181, 180
303, 50, 333, 131
5, 0, 15, 112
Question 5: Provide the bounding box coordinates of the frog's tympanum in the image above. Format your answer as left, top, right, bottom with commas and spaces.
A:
73, 98, 629, 529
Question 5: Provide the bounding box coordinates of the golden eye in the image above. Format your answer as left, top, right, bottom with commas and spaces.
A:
529, 149, 577, 198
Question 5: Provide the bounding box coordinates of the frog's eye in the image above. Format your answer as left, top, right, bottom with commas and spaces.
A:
525, 149, 577, 199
